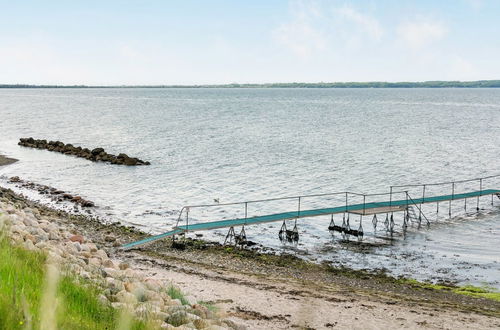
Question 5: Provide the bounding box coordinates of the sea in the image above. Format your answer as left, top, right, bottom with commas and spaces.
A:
1, 88, 499, 288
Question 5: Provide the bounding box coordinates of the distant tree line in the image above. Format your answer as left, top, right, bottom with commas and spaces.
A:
2, 80, 500, 88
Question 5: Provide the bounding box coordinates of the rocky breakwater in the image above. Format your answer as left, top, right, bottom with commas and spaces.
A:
0, 188, 238, 329
18, 138, 151, 166
8, 176, 95, 207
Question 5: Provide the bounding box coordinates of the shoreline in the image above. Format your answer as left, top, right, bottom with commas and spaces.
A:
1, 186, 499, 329
0, 154, 18, 167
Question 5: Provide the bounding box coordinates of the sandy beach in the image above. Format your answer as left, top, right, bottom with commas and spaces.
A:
0, 167, 499, 329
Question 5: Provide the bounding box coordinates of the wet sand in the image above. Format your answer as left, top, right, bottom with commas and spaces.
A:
0, 154, 17, 166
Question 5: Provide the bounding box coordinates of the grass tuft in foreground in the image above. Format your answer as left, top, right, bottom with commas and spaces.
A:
166, 285, 189, 305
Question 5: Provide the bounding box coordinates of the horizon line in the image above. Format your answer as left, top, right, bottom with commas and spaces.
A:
1, 79, 500, 88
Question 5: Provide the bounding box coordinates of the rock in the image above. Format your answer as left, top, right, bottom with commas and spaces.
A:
22, 217, 38, 227
124, 282, 147, 301
86, 243, 98, 252
62, 193, 73, 200
95, 249, 108, 260
23, 233, 36, 243
184, 295, 198, 306
69, 234, 85, 244
191, 304, 208, 319
106, 277, 125, 292
88, 258, 102, 266
104, 235, 116, 242
111, 302, 127, 310
24, 239, 36, 251
193, 319, 212, 329
102, 267, 120, 278
91, 147, 105, 156
72, 241, 82, 252
143, 278, 161, 291
81, 200, 95, 207
124, 158, 138, 166
222, 319, 247, 330
48, 231, 59, 240
9, 176, 21, 183
167, 311, 189, 327
79, 243, 90, 252
98, 294, 109, 306
119, 262, 130, 270
102, 259, 115, 268
116, 290, 138, 304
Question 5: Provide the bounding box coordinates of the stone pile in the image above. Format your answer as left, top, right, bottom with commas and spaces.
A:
8, 176, 95, 207
18, 138, 151, 166
0, 191, 237, 329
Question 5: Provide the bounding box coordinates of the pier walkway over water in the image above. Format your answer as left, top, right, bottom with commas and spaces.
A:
122, 175, 500, 250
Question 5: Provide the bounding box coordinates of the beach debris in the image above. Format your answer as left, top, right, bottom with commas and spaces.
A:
18, 137, 151, 166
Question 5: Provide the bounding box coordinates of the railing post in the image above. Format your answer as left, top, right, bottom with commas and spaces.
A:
405, 191, 409, 222
389, 186, 393, 216
389, 186, 393, 208
363, 195, 366, 215
297, 197, 301, 218
477, 178, 482, 211
449, 182, 454, 216
186, 207, 190, 233
345, 192, 348, 213
419, 185, 426, 220
244, 202, 248, 225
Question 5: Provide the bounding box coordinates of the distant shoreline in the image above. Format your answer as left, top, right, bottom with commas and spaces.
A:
0, 155, 18, 167
1, 80, 500, 88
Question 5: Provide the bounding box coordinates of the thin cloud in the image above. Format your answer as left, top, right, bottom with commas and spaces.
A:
397, 18, 448, 49
335, 6, 384, 41
272, 0, 326, 58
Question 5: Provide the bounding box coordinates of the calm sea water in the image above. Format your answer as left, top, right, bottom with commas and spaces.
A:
1, 88, 499, 287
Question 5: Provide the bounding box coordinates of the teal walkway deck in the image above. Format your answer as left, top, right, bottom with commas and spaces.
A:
121, 189, 500, 249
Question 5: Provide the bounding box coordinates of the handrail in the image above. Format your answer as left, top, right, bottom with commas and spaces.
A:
172, 174, 499, 229
182, 189, 409, 210
390, 174, 500, 188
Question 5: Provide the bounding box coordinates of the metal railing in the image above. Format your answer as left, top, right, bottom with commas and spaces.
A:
174, 174, 500, 233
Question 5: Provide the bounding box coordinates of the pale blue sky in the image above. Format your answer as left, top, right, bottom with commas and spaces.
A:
1, 0, 499, 85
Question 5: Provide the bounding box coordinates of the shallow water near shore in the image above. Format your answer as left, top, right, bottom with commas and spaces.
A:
0, 88, 499, 288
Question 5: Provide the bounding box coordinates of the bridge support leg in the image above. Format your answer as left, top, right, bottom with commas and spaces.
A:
372, 214, 378, 230
357, 215, 364, 238
224, 226, 236, 245
279, 221, 287, 241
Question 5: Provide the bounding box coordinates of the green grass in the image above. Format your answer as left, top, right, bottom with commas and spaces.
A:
166, 286, 189, 305
398, 278, 500, 302
0, 222, 152, 329
197, 301, 218, 313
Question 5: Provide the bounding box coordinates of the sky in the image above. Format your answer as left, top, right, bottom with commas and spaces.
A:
1, 0, 500, 85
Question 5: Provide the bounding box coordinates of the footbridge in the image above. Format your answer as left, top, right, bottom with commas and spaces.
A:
122, 175, 500, 250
